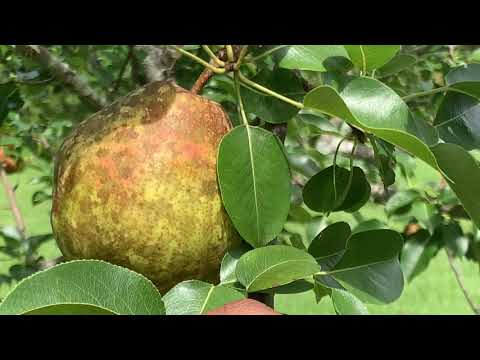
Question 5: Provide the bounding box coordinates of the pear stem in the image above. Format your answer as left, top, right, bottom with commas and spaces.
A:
237, 71, 304, 109
191, 68, 214, 95
201, 45, 226, 67
234, 71, 250, 126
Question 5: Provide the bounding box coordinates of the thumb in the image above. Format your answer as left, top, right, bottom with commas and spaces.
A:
206, 298, 281, 315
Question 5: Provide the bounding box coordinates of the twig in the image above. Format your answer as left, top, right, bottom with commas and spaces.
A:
15, 45, 107, 110
0, 167, 26, 240
111, 45, 134, 96
445, 248, 480, 315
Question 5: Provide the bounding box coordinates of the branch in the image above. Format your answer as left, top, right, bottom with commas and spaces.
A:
0, 166, 26, 240
15, 45, 107, 111
445, 248, 480, 315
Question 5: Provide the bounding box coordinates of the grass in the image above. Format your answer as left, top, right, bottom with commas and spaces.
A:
1, 157, 479, 313
0, 162, 61, 299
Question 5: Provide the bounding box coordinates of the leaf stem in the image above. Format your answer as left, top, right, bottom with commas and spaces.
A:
226, 45, 235, 62
170, 46, 226, 74
201, 45, 226, 67
234, 46, 249, 70
237, 71, 304, 109
248, 45, 289, 63
234, 71, 249, 126
402, 86, 449, 102
332, 137, 347, 208
359, 45, 367, 76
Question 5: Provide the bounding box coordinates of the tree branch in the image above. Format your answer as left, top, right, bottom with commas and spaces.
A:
15, 45, 107, 111
445, 248, 480, 315
0, 166, 26, 240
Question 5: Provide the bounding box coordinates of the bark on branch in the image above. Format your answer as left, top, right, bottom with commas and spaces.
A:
15, 45, 107, 111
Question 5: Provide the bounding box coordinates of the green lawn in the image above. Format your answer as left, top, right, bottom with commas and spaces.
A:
1, 160, 479, 314
0, 163, 61, 299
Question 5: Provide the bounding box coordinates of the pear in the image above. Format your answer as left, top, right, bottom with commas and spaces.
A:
51, 81, 241, 293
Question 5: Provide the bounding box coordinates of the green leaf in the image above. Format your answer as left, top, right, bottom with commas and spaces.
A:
331, 289, 369, 315
445, 63, 480, 100
304, 77, 440, 170
370, 136, 396, 188
308, 222, 351, 259
284, 215, 327, 249
302, 165, 351, 213
0, 82, 23, 125
344, 45, 400, 72
286, 149, 321, 178
276, 45, 350, 72
331, 229, 404, 272
273, 280, 331, 315
431, 143, 480, 229
26, 304, 115, 315
242, 68, 303, 124
32, 190, 52, 206
163, 280, 246, 315
434, 92, 480, 150
217, 125, 291, 247
352, 219, 388, 234
385, 190, 421, 216
312, 228, 404, 304
0, 260, 165, 315
334, 167, 371, 213
219, 243, 252, 286
236, 245, 321, 292
27, 233, 54, 253
440, 222, 470, 258
376, 54, 417, 78
401, 229, 442, 282
471, 49, 480, 63
315, 274, 345, 290
332, 258, 405, 304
